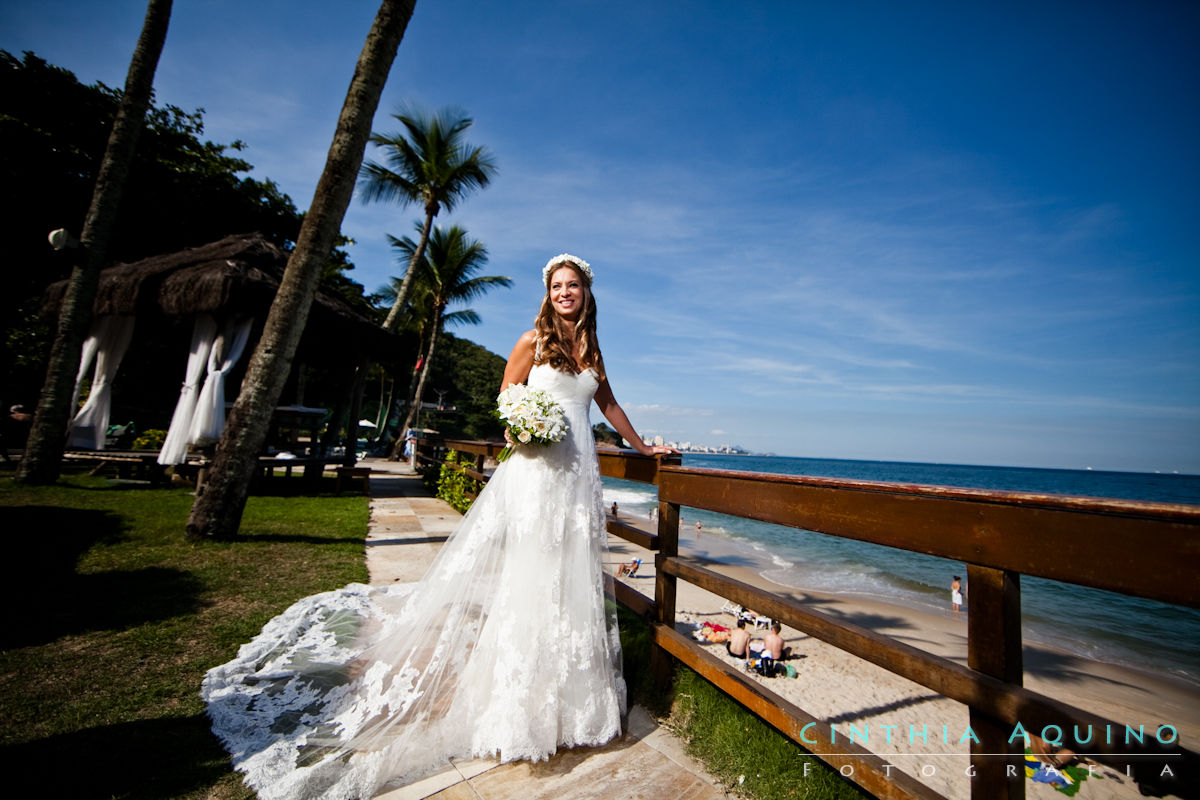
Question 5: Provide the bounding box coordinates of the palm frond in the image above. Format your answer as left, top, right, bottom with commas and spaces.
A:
441, 309, 482, 328
359, 104, 497, 216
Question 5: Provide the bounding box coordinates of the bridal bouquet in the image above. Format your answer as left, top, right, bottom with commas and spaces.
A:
496, 383, 568, 462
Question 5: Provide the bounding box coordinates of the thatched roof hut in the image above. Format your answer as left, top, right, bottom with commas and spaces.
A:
43, 233, 412, 459
42, 232, 401, 358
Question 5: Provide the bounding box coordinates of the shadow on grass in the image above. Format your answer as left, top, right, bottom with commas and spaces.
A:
6, 567, 207, 648
2, 505, 125, 576
1, 713, 246, 800
2, 506, 206, 648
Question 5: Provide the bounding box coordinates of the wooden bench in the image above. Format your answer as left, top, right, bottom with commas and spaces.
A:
62, 450, 169, 486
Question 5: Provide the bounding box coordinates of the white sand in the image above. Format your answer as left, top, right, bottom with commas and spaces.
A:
606, 522, 1197, 800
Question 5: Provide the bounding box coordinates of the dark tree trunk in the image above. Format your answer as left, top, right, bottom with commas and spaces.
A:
16, 0, 173, 484
186, 0, 415, 539
343, 360, 369, 467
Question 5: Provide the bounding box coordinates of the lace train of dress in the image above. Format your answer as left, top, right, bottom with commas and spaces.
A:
202, 365, 625, 800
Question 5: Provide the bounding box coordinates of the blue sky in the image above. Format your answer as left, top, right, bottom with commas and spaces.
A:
4, 1, 1198, 473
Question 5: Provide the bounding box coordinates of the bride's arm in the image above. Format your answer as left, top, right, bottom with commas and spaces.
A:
501, 331, 536, 390
594, 377, 676, 457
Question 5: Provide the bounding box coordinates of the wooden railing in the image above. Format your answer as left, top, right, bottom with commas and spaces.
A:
414, 436, 1200, 800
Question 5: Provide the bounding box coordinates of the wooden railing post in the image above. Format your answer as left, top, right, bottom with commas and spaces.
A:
652, 497, 680, 691
967, 564, 1024, 800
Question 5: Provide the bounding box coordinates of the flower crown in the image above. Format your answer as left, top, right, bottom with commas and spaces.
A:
543, 253, 593, 287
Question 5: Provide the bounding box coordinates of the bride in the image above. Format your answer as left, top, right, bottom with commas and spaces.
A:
202, 254, 675, 799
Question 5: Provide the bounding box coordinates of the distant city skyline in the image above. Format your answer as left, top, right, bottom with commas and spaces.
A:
4, 1, 1197, 474
641, 434, 749, 456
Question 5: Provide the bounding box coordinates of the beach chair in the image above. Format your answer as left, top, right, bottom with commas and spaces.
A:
738, 608, 760, 626
720, 601, 742, 618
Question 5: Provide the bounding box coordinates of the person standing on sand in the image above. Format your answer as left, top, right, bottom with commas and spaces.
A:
951, 575, 964, 612
202, 254, 677, 800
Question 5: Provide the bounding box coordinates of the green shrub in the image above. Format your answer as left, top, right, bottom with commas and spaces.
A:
436, 450, 480, 514
131, 428, 167, 450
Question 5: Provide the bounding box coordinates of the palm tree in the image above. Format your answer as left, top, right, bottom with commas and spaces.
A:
372, 268, 435, 444
392, 224, 511, 446
358, 107, 497, 331
17, 0, 173, 484
186, 0, 416, 539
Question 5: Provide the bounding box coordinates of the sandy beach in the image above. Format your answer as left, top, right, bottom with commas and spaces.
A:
605, 515, 1198, 800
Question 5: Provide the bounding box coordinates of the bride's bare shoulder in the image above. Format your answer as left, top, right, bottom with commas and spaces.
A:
503, 331, 537, 388
509, 330, 536, 358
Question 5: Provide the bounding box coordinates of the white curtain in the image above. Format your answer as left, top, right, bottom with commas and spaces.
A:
70, 328, 103, 416
189, 317, 253, 446
68, 315, 136, 450
157, 315, 218, 465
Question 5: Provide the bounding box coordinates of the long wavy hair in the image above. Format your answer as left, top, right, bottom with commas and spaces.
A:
533, 262, 605, 379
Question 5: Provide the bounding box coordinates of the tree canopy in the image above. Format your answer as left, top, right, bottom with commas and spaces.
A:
0, 51, 302, 268
0, 51, 374, 412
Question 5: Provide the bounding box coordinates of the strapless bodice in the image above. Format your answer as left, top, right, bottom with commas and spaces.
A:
526, 363, 599, 407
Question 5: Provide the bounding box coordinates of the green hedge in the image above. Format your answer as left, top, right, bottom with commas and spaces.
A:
436, 450, 481, 514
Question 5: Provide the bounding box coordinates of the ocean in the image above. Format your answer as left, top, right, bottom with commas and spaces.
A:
601, 454, 1200, 687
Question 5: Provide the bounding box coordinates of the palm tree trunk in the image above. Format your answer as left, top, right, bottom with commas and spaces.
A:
401, 313, 443, 435
186, 0, 415, 539
381, 210, 434, 331
16, 0, 173, 485
343, 358, 369, 467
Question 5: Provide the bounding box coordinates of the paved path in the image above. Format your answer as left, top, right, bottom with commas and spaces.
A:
356, 458, 733, 800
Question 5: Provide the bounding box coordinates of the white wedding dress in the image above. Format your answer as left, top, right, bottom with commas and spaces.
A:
202, 364, 626, 799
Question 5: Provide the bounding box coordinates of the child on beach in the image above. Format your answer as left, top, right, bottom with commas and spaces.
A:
951, 575, 964, 612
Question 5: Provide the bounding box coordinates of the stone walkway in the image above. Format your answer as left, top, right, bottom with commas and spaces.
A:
356, 458, 733, 800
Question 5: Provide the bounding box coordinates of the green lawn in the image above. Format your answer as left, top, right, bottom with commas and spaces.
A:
0, 469, 368, 799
